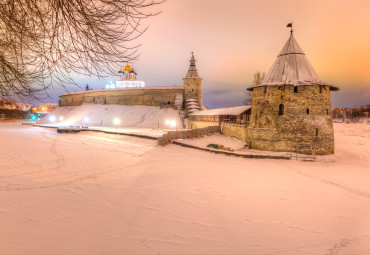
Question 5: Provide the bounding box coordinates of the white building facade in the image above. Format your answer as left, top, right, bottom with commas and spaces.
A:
106, 61, 145, 89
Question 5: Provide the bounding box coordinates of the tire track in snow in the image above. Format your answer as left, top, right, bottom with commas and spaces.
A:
277, 161, 370, 200
292, 169, 370, 200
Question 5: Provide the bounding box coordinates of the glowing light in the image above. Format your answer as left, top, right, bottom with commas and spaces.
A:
165, 120, 170, 125
170, 120, 176, 128
84, 117, 89, 123
113, 118, 120, 126
59, 116, 64, 121
49, 116, 56, 122
31, 116, 36, 120
106, 80, 116, 89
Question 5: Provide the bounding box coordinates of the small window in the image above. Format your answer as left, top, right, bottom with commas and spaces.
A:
294, 86, 298, 93
167, 101, 170, 105
307, 108, 310, 115
279, 104, 284, 115
264, 87, 267, 95
326, 109, 329, 115
192, 89, 194, 92
319, 86, 323, 93
316, 128, 319, 136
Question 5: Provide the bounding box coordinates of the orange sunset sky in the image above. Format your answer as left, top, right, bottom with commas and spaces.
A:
52, 0, 370, 108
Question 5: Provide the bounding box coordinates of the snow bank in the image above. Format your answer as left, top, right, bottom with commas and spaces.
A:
38, 104, 182, 129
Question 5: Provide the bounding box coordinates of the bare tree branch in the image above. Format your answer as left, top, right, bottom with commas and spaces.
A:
0, 0, 164, 102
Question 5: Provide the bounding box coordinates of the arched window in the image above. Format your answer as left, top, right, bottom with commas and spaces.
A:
279, 104, 284, 115
306, 108, 310, 115
294, 86, 298, 93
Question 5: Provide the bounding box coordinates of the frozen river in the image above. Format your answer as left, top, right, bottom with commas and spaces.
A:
0, 122, 370, 254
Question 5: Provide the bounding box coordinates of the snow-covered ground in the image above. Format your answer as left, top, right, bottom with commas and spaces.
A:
38, 104, 183, 129
0, 122, 370, 254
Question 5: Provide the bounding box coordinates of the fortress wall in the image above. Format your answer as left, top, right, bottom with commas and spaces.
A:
189, 120, 219, 129
247, 85, 334, 155
221, 124, 248, 142
60, 88, 185, 108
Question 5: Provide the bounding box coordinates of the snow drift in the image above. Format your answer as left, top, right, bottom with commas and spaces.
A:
38, 104, 182, 129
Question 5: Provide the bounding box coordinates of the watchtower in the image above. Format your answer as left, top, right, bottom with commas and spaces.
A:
183, 52, 202, 109
247, 30, 339, 155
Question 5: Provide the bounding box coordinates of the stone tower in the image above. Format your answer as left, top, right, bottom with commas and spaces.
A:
247, 31, 339, 155
183, 52, 202, 109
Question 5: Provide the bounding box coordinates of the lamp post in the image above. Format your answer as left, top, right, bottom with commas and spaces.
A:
113, 118, 120, 130
165, 120, 170, 130
83, 117, 88, 128
171, 120, 176, 131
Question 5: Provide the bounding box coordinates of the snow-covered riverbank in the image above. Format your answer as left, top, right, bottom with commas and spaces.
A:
0, 122, 369, 254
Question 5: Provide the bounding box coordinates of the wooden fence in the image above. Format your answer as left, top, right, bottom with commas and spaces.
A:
158, 126, 220, 146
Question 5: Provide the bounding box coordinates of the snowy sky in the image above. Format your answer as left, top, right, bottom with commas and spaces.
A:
45, 0, 370, 109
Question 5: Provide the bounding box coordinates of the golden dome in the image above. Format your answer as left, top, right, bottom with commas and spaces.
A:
123, 61, 132, 72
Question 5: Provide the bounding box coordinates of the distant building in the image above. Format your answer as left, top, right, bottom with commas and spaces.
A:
32, 103, 58, 114
106, 61, 145, 89
0, 99, 30, 111
60, 53, 203, 111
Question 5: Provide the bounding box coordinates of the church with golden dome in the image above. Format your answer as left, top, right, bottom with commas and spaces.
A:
106, 61, 145, 89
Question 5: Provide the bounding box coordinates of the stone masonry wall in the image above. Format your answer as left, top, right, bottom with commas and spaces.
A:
247, 85, 334, 155
60, 88, 185, 108
189, 120, 218, 129
221, 124, 248, 141
184, 78, 202, 108
189, 120, 247, 142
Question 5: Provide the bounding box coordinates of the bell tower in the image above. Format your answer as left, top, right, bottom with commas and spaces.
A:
183, 52, 202, 109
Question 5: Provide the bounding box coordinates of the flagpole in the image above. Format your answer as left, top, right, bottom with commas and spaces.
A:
291, 22, 293, 35
287, 22, 293, 35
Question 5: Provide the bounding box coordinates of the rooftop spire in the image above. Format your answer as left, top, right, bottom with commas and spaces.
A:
185, 52, 200, 78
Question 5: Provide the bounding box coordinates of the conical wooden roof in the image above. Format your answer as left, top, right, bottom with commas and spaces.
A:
249, 33, 338, 91
185, 52, 200, 78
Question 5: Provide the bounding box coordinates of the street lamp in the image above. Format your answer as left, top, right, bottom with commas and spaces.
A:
83, 117, 88, 128
171, 120, 176, 130
113, 118, 120, 130
49, 115, 56, 122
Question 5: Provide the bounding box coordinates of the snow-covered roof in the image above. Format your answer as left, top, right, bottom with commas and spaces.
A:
60, 86, 184, 96
186, 99, 197, 102
187, 102, 198, 106
190, 105, 251, 116
248, 33, 338, 91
